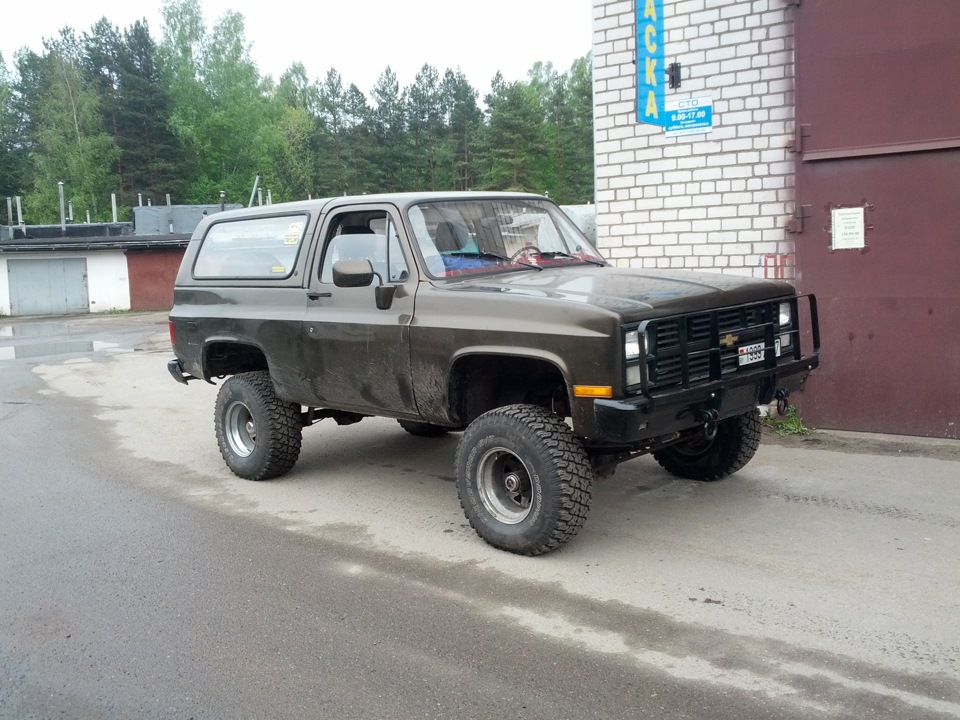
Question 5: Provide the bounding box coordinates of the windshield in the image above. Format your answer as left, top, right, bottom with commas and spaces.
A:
407, 198, 605, 278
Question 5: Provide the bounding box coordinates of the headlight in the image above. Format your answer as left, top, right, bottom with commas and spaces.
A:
779, 302, 792, 328
624, 330, 641, 360
779, 302, 793, 350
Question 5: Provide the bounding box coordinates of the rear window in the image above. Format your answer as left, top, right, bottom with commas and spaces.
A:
193, 214, 308, 279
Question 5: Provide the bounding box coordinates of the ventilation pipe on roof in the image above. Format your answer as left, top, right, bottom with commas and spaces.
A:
58, 181, 66, 234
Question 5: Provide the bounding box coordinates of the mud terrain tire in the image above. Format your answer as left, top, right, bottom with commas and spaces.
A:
653, 409, 761, 481
215, 371, 302, 481
455, 404, 592, 555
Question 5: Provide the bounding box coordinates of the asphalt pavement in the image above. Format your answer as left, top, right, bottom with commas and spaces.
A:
1, 312, 958, 719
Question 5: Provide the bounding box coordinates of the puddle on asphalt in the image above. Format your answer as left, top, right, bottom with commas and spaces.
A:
0, 322, 68, 338
0, 340, 122, 360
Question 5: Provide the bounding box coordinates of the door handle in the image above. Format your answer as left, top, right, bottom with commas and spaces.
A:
307, 291, 332, 300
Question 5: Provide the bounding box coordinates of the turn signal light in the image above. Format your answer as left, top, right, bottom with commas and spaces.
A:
573, 385, 613, 398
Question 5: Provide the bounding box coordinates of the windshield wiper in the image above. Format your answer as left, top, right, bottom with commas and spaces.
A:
447, 250, 543, 271
538, 251, 607, 267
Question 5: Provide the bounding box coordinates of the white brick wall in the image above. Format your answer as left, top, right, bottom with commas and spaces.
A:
592, 0, 797, 279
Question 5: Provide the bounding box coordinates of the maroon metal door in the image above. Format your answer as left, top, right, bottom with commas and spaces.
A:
792, 1, 960, 439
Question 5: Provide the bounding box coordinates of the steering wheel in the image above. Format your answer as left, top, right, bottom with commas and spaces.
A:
510, 246, 541, 262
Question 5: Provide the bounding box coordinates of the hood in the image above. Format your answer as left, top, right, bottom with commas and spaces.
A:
439, 266, 795, 322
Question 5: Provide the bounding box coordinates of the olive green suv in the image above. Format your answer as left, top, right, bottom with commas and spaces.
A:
169, 192, 819, 555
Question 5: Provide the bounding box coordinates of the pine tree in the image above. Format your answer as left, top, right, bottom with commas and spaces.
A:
482, 73, 546, 192
440, 69, 483, 191
406, 64, 443, 190
0, 54, 29, 203
369, 67, 408, 192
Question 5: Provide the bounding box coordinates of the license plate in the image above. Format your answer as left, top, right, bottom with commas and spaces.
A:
738, 339, 780, 366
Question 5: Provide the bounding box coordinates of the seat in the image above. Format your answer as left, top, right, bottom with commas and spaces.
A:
434, 221, 464, 253
340, 224, 373, 234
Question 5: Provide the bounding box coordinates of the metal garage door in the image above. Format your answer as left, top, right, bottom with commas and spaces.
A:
8, 258, 89, 316
792, 1, 960, 438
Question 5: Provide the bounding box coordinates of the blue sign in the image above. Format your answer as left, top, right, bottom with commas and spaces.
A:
664, 96, 714, 137
636, 0, 665, 126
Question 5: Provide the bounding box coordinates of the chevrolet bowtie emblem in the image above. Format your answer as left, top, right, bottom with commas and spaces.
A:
719, 333, 739, 348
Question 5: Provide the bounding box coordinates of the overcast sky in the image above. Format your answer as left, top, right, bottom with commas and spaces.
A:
1, 0, 593, 94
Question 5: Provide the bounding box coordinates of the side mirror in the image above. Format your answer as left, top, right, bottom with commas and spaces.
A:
375, 285, 397, 310
332, 259, 375, 287
332, 258, 397, 310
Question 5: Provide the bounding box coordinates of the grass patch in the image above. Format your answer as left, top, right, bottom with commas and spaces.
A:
764, 404, 814, 436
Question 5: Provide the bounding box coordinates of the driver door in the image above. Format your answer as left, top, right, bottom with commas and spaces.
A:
300, 203, 418, 415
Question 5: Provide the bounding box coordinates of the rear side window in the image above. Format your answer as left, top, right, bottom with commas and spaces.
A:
193, 214, 308, 279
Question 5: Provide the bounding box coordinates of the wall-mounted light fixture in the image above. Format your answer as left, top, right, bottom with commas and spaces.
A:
667, 62, 682, 89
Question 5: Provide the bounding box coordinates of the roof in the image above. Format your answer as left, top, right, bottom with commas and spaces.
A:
0, 233, 191, 253
203, 191, 551, 221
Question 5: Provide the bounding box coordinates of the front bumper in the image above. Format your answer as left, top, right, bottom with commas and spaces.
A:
592, 354, 818, 445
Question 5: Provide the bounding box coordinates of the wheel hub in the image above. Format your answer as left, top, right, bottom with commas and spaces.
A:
224, 400, 257, 458
475, 447, 534, 525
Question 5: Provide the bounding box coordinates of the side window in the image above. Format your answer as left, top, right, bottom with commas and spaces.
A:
193, 215, 307, 279
319, 212, 409, 284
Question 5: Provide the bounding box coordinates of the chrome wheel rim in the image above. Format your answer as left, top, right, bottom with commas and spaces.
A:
224, 400, 256, 457
476, 446, 534, 524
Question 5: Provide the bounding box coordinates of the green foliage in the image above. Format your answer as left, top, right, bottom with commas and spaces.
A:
0, 5, 595, 218
21, 32, 120, 223
85, 18, 184, 205
481, 74, 547, 193
0, 53, 29, 198
764, 405, 814, 436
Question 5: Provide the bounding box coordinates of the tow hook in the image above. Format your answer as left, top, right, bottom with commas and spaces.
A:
697, 409, 720, 441
775, 389, 790, 416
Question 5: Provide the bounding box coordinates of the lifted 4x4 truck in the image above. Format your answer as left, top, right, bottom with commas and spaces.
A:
168, 192, 820, 555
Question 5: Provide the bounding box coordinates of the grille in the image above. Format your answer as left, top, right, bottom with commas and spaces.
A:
642, 300, 782, 390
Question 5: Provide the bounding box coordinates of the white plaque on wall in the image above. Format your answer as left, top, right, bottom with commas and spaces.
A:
831, 207, 865, 250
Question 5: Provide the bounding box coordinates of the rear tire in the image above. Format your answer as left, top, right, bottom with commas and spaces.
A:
455, 404, 592, 555
653, 409, 761, 481
397, 419, 449, 437
214, 371, 302, 481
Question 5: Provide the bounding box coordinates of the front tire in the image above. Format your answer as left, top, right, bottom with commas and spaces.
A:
653, 409, 761, 481
455, 405, 592, 555
214, 371, 302, 481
